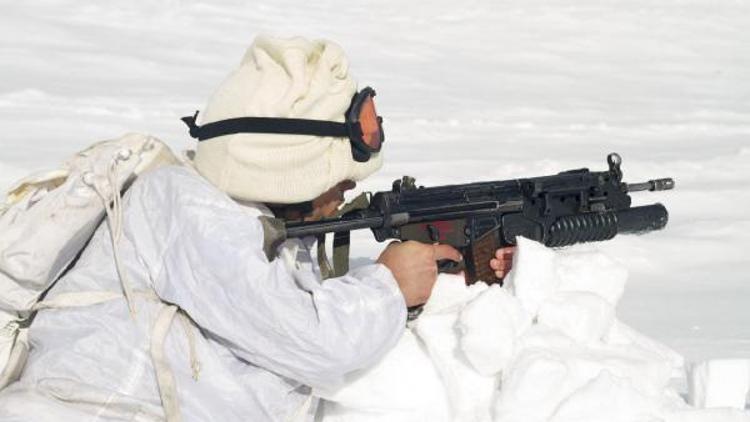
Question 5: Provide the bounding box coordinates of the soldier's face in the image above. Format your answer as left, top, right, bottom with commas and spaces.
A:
306, 180, 357, 221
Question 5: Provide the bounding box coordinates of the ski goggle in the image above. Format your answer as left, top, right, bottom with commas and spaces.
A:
181, 87, 384, 163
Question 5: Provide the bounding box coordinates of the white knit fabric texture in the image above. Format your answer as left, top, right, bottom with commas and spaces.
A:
193, 35, 383, 203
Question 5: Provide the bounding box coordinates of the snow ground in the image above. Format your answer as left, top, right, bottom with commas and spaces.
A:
317, 241, 749, 421
1, 0, 748, 371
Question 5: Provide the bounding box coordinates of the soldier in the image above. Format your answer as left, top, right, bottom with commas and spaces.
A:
0, 35, 512, 421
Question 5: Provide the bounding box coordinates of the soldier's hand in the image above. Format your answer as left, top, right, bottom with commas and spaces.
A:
489, 246, 516, 279
377, 241, 462, 307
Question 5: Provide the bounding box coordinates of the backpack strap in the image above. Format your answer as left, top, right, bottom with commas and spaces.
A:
31, 290, 198, 422
150, 305, 182, 422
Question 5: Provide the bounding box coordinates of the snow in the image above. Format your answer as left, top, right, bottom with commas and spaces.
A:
1, 0, 749, 419
537, 291, 615, 344
316, 330, 452, 421
555, 248, 628, 306
688, 359, 750, 410
317, 238, 750, 421
504, 237, 560, 315
458, 285, 530, 376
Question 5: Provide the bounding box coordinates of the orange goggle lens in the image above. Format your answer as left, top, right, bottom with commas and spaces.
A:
358, 95, 382, 150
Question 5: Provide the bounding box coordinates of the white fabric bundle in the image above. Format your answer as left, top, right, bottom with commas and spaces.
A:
0, 133, 178, 390
0, 133, 177, 312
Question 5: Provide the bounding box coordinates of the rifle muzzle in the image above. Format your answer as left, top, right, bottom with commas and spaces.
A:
626, 178, 675, 192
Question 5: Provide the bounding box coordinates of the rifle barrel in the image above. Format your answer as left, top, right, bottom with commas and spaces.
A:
285, 215, 384, 238
626, 178, 675, 192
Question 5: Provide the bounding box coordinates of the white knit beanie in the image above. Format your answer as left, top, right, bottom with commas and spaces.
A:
193, 35, 383, 204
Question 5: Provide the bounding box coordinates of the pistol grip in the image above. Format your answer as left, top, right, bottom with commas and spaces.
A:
466, 230, 504, 286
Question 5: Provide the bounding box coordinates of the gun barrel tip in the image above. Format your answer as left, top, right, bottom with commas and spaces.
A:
656, 178, 675, 191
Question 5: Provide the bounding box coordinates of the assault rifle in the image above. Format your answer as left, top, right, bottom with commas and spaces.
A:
285, 153, 674, 285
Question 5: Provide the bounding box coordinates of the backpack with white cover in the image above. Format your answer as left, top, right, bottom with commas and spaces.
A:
0, 133, 179, 389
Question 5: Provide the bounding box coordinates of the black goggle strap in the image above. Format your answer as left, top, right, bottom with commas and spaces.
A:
181, 111, 350, 142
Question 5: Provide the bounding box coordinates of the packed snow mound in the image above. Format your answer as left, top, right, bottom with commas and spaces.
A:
317, 237, 750, 422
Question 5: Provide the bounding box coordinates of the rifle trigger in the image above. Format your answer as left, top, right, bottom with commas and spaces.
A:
427, 224, 440, 242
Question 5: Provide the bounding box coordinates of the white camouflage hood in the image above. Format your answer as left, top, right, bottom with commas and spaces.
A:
193, 35, 383, 204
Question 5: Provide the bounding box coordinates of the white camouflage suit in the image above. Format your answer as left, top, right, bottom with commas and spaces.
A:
0, 165, 407, 421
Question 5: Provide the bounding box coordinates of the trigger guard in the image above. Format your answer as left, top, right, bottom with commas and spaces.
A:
436, 259, 464, 274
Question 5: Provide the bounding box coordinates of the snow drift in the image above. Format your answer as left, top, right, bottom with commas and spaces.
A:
316, 238, 750, 422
